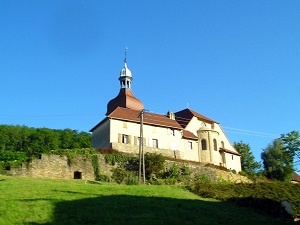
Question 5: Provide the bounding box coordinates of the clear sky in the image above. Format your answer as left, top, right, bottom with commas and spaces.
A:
1, 1, 300, 164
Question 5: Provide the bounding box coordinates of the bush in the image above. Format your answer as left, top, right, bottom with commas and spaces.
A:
167, 163, 180, 178
104, 152, 129, 166
190, 180, 300, 218
111, 166, 128, 184
125, 172, 139, 185
97, 174, 111, 182
144, 153, 165, 180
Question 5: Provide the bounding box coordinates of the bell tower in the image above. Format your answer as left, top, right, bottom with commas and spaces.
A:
119, 50, 132, 89
106, 50, 144, 115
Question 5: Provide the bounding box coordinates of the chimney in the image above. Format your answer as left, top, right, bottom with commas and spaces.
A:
167, 110, 175, 120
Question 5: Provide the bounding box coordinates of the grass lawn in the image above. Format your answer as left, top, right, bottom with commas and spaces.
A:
0, 175, 294, 225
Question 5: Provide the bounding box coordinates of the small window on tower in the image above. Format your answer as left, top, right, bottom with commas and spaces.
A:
213, 139, 217, 151
201, 139, 207, 150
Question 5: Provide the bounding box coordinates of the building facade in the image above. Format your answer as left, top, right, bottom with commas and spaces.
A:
90, 57, 241, 172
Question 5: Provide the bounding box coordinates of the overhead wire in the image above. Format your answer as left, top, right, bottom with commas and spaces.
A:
1, 111, 281, 139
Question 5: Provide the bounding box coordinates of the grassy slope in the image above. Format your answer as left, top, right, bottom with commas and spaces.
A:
0, 175, 294, 225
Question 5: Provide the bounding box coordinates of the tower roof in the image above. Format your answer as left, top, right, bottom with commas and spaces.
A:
119, 61, 132, 78
106, 88, 144, 115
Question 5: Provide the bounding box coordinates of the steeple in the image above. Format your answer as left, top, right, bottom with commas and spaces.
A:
119, 49, 132, 89
106, 51, 144, 115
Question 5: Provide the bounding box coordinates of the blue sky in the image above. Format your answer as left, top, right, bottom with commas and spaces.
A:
1, 1, 300, 163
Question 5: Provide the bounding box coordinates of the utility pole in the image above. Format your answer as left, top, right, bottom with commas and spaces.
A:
138, 109, 145, 184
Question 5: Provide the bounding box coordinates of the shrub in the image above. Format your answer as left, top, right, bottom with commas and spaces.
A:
111, 166, 128, 184
125, 172, 139, 185
167, 163, 180, 178
91, 155, 100, 181
181, 165, 190, 176
190, 180, 300, 218
97, 174, 111, 182
144, 153, 165, 180
104, 152, 129, 165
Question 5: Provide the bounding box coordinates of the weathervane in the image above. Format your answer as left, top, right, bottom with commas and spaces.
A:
125, 46, 128, 63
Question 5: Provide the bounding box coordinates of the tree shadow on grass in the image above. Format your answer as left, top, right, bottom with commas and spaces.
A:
28, 195, 295, 225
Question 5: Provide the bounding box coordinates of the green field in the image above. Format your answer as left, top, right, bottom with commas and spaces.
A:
0, 175, 294, 225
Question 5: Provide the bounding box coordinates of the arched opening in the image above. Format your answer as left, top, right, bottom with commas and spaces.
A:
221, 141, 225, 149
213, 139, 217, 151
201, 139, 207, 150
74, 171, 82, 179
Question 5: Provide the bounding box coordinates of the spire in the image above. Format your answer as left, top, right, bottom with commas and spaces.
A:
119, 47, 132, 89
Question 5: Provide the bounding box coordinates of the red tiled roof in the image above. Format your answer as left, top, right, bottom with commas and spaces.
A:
182, 130, 198, 140
219, 148, 242, 156
108, 107, 183, 129
174, 108, 216, 128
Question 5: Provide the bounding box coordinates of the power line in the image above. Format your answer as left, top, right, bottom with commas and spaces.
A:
1, 112, 281, 139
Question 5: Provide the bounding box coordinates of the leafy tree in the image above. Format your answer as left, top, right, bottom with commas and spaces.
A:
281, 130, 300, 170
0, 124, 92, 167
234, 141, 261, 175
261, 139, 294, 181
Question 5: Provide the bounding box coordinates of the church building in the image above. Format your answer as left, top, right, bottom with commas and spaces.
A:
90, 56, 242, 172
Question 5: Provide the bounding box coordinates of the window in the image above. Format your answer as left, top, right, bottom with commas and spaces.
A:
122, 134, 129, 144
188, 141, 193, 150
221, 141, 225, 149
232, 155, 234, 160
152, 139, 158, 148
201, 139, 207, 150
213, 139, 217, 151
137, 137, 142, 146
123, 122, 127, 128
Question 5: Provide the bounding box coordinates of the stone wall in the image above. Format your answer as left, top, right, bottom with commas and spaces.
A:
165, 160, 251, 183
7, 153, 250, 183
8, 154, 114, 180
111, 142, 183, 160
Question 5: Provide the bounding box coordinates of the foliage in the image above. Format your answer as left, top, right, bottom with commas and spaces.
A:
104, 152, 130, 165
0, 150, 27, 170
281, 130, 300, 170
111, 166, 129, 184
91, 154, 100, 181
125, 172, 139, 185
144, 152, 165, 180
190, 178, 300, 218
0, 125, 92, 167
234, 141, 261, 175
261, 139, 294, 181
167, 163, 180, 178
97, 174, 111, 182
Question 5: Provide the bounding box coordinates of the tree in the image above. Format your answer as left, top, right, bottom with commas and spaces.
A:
233, 141, 261, 175
281, 130, 300, 170
261, 139, 294, 181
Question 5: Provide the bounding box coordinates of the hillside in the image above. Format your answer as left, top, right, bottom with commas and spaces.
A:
0, 175, 294, 225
